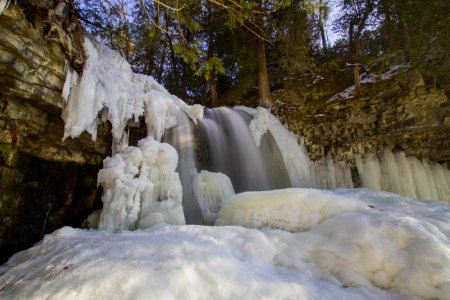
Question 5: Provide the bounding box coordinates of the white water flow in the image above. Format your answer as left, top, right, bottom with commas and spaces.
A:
164, 111, 204, 224
198, 107, 290, 193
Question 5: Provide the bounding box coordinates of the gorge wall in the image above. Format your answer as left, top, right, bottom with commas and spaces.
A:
273, 68, 450, 165
0, 3, 110, 262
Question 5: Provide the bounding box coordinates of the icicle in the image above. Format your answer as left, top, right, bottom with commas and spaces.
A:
61, 37, 203, 144
356, 149, 450, 202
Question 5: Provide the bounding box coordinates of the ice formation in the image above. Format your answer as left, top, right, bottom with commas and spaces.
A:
1, 189, 449, 299
97, 137, 185, 232
357, 149, 450, 202
310, 156, 354, 189
235, 106, 450, 202
236, 106, 354, 189
193, 170, 235, 224
61, 38, 209, 227
236, 106, 315, 187
62, 38, 203, 147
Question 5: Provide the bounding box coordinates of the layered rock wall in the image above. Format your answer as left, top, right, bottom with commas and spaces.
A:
0, 4, 110, 262
274, 70, 450, 164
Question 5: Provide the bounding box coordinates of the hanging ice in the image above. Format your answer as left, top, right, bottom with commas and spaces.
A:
61, 38, 203, 148
356, 149, 450, 202
97, 137, 185, 232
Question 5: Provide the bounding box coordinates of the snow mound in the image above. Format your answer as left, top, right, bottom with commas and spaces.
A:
98, 137, 185, 232
216, 188, 365, 231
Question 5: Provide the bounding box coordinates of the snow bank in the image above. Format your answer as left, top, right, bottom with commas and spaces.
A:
193, 170, 235, 224
216, 188, 450, 299
2, 189, 449, 299
326, 65, 408, 103
97, 137, 185, 232
62, 38, 203, 147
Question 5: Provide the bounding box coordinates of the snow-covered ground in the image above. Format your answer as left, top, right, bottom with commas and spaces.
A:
1, 188, 449, 300
326, 65, 408, 103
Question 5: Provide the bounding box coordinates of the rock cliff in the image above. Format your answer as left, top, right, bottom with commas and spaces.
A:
274, 68, 450, 164
0, 4, 110, 262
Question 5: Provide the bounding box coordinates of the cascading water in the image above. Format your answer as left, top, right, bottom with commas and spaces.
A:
164, 110, 204, 224
198, 107, 290, 192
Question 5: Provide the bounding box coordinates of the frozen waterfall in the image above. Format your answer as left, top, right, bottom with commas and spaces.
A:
61, 38, 450, 230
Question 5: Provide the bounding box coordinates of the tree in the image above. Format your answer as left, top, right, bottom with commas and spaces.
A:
333, 0, 379, 58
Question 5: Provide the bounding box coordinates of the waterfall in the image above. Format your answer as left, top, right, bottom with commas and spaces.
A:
164, 110, 204, 224
198, 107, 290, 192
62, 38, 450, 231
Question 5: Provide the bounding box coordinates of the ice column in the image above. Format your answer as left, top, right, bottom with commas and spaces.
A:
98, 137, 185, 232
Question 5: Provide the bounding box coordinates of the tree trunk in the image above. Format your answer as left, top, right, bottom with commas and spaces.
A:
157, 39, 167, 82
207, 3, 218, 107
255, 14, 273, 108
354, 65, 361, 91
318, 6, 327, 51
210, 73, 218, 107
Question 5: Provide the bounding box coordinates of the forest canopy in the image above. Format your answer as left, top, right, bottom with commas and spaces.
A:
74, 0, 450, 106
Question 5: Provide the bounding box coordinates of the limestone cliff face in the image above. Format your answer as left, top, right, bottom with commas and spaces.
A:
0, 4, 110, 262
274, 69, 450, 165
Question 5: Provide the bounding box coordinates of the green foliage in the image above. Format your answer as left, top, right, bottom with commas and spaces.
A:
74, 0, 450, 103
